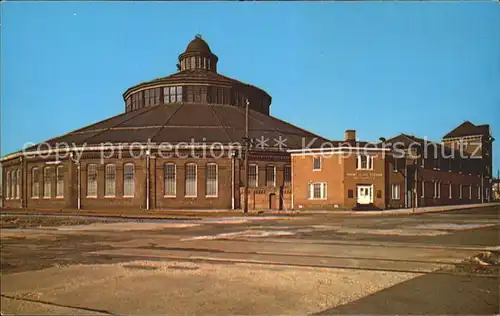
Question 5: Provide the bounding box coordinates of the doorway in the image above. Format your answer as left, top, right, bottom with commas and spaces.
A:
356, 185, 373, 205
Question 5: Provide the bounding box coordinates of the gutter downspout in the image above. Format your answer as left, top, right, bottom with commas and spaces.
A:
77, 160, 81, 210
231, 151, 235, 210
146, 149, 150, 211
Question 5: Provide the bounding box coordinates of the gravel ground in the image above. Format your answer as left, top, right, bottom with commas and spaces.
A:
0, 216, 123, 229
0, 260, 421, 315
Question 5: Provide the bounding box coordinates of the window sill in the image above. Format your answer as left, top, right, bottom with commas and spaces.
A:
184, 195, 197, 198
123, 195, 135, 198
31, 197, 40, 200
356, 168, 374, 171
164, 195, 177, 198
86, 196, 97, 199
206, 195, 218, 198
43, 197, 51, 200
312, 169, 321, 172
55, 196, 64, 199
308, 198, 327, 201
104, 195, 116, 199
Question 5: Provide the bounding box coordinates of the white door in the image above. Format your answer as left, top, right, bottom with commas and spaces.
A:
357, 185, 373, 205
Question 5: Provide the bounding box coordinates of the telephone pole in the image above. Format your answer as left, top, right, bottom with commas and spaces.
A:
244, 98, 250, 214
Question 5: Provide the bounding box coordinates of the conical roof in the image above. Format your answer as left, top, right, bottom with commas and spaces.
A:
39, 103, 326, 150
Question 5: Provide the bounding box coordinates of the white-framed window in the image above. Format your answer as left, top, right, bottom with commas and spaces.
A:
459, 184, 463, 199
313, 157, 321, 170
105, 164, 116, 197
308, 182, 327, 200
164, 163, 176, 197
248, 164, 258, 188
56, 165, 64, 198
449, 183, 452, 199
87, 164, 98, 198
185, 163, 197, 197
266, 165, 276, 187
391, 184, 400, 200
421, 181, 425, 198
206, 163, 218, 197
438, 181, 441, 198
43, 167, 52, 198
284, 165, 291, 187
16, 169, 20, 199
6, 171, 10, 200
393, 158, 398, 172
477, 185, 481, 200
356, 155, 373, 170
468, 185, 472, 199
123, 163, 135, 197
31, 167, 39, 198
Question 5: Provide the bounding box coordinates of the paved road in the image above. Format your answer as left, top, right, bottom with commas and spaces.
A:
1, 206, 499, 315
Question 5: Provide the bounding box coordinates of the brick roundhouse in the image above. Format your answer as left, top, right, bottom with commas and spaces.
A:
1, 35, 327, 211
1, 36, 495, 212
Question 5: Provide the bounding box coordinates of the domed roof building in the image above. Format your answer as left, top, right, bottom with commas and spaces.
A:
1, 35, 327, 211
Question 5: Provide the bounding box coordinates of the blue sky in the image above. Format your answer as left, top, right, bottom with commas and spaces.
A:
2, 2, 499, 173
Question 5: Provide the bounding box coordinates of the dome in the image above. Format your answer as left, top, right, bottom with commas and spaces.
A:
185, 35, 212, 54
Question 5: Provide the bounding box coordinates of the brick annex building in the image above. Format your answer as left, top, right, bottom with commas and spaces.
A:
1, 36, 495, 211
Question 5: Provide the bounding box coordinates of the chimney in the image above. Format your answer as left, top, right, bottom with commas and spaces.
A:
345, 129, 356, 141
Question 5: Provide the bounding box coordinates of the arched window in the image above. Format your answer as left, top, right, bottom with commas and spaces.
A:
87, 164, 97, 198
185, 163, 197, 197
190, 57, 195, 70
43, 167, 52, 198
206, 163, 218, 197
123, 163, 135, 197
31, 167, 39, 198
6, 171, 10, 200
56, 166, 64, 198
164, 163, 176, 197
16, 169, 21, 199
105, 164, 116, 197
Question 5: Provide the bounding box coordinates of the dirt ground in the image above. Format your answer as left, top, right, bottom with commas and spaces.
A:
0, 215, 123, 229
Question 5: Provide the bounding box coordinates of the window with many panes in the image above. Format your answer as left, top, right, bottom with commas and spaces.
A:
32, 167, 39, 198
185, 164, 197, 197
123, 164, 135, 197
164, 163, 176, 197
266, 165, 276, 187
56, 166, 64, 198
206, 164, 218, 197
313, 157, 321, 170
248, 164, 258, 188
284, 165, 291, 187
105, 164, 116, 197
87, 164, 98, 197
356, 155, 373, 170
308, 183, 327, 200
144, 88, 161, 107
163, 86, 183, 103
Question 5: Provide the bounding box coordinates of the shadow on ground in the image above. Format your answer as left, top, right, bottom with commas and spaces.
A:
315, 256, 500, 315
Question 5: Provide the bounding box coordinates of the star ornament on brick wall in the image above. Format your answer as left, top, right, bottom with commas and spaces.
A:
255, 136, 269, 149
274, 135, 288, 150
